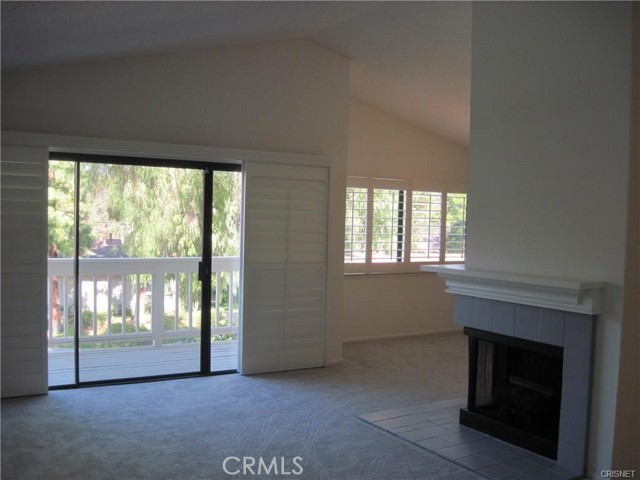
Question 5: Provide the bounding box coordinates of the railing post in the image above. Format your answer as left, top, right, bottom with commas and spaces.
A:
152, 271, 165, 347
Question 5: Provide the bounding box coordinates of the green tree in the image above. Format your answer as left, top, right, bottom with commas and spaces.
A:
212, 171, 242, 257
445, 193, 467, 257
57, 163, 243, 259
371, 189, 405, 261
48, 160, 94, 257
344, 187, 367, 262
81, 163, 204, 257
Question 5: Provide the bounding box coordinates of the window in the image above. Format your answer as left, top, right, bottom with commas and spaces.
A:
345, 177, 467, 273
344, 187, 367, 263
445, 193, 467, 262
371, 189, 406, 263
411, 191, 442, 262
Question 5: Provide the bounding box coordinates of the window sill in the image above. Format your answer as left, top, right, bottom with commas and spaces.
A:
344, 271, 431, 278
344, 269, 464, 279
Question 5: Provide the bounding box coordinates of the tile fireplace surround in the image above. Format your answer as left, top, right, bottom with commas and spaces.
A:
421, 265, 604, 477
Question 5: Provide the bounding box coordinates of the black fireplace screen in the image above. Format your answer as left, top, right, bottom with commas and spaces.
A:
462, 327, 563, 459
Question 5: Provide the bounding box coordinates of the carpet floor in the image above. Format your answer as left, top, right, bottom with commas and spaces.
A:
1, 333, 483, 480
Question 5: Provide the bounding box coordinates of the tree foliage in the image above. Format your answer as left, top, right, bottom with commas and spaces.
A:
48, 161, 93, 257
48, 161, 241, 259
211, 171, 242, 257
445, 193, 467, 257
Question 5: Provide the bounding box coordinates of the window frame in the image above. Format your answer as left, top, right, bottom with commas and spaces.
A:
345, 176, 467, 274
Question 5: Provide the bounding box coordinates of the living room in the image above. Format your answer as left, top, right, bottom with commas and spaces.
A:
2, 3, 637, 479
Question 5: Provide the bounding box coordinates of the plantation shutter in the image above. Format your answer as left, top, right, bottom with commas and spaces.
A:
1, 144, 49, 397
241, 162, 328, 374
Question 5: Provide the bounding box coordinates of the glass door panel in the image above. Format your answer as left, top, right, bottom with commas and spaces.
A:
210, 170, 242, 372
47, 160, 77, 386
77, 163, 204, 382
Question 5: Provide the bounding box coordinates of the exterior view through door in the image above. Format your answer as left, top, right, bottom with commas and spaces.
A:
47, 155, 241, 386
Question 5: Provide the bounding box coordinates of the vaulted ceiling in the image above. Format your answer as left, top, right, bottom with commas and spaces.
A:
1, 1, 472, 145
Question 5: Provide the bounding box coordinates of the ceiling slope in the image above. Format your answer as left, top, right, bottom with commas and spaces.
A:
1, 1, 471, 145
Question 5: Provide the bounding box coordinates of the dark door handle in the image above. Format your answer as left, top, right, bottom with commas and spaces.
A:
198, 261, 209, 282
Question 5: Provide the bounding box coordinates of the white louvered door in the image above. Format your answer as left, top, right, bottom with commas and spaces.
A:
1, 145, 49, 397
241, 163, 328, 374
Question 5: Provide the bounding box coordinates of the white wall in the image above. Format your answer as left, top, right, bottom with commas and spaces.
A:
344, 99, 468, 342
468, 3, 634, 475
1, 38, 350, 375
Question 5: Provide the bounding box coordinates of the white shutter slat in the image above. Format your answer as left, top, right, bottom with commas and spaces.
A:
0, 176, 44, 191
2, 233, 46, 258
2, 360, 44, 376
1, 145, 49, 397
241, 163, 328, 374
2, 324, 44, 337
244, 270, 287, 305
2, 335, 44, 349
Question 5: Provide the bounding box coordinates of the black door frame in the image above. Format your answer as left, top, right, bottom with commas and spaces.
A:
49, 152, 240, 388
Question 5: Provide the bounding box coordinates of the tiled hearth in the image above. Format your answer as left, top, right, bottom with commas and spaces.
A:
421, 265, 603, 478
359, 398, 576, 480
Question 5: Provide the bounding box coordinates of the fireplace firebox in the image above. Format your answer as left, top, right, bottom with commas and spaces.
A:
461, 327, 563, 459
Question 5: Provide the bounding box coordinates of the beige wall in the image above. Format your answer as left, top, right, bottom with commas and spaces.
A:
343, 98, 468, 342
2, 39, 348, 156
468, 3, 634, 475
347, 98, 468, 181
1, 38, 350, 369
343, 273, 455, 341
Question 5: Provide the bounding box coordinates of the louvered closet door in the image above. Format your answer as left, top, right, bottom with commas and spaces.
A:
1, 145, 49, 397
241, 163, 328, 374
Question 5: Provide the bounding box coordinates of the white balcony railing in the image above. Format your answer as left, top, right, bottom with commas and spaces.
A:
47, 257, 240, 346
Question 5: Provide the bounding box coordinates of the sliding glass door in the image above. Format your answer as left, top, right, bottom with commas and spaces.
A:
47, 155, 241, 386
77, 162, 205, 382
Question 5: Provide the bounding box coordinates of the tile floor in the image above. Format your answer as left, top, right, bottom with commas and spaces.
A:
359, 398, 580, 480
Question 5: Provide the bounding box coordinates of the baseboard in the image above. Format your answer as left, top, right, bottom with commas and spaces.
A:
343, 327, 463, 344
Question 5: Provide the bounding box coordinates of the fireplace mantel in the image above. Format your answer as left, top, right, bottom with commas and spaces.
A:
420, 265, 604, 315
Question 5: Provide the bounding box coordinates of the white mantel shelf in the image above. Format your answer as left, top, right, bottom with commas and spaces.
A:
421, 264, 605, 315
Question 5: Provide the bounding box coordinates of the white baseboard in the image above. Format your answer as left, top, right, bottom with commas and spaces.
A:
343, 327, 463, 344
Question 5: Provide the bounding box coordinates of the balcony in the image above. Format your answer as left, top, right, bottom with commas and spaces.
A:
47, 256, 240, 385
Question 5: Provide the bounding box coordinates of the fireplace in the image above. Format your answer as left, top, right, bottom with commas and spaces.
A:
461, 327, 563, 459
421, 264, 602, 477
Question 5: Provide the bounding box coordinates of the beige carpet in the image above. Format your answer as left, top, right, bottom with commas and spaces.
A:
2, 333, 481, 480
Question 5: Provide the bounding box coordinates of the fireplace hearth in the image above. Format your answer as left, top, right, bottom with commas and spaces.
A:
461, 327, 563, 459
421, 265, 602, 477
